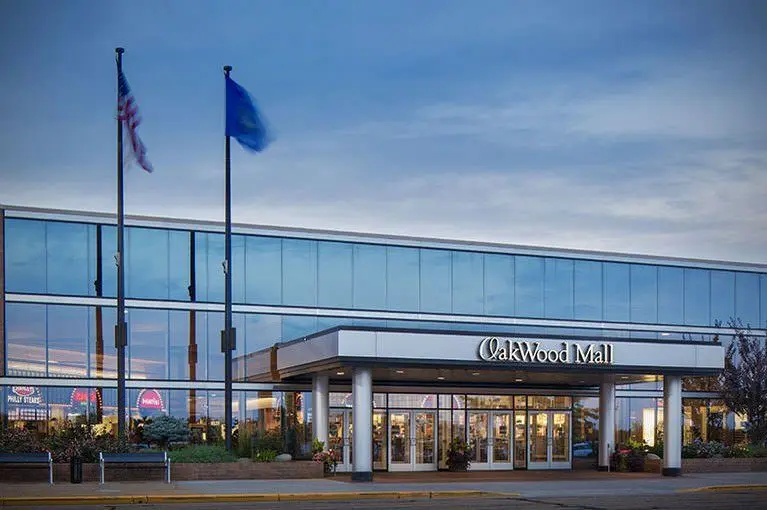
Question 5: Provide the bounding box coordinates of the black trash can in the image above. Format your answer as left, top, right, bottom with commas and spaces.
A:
70, 455, 83, 484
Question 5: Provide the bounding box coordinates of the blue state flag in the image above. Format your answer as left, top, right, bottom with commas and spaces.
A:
226, 76, 272, 152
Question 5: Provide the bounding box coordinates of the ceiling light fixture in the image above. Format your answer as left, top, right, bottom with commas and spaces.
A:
336, 371, 345, 376
472, 372, 480, 376
514, 378, 523, 382
437, 376, 445, 380
395, 370, 404, 374
620, 376, 629, 379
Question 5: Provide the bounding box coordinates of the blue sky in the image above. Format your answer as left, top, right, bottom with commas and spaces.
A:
1, 0, 766, 263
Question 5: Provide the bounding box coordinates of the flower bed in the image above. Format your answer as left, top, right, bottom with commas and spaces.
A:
644, 456, 767, 473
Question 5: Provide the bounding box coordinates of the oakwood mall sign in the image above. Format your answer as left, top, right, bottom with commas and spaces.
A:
478, 337, 614, 365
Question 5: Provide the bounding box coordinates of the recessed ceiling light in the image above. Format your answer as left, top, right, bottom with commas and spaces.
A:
621, 376, 629, 379
515, 378, 523, 382
336, 371, 345, 376
578, 380, 585, 384
472, 372, 480, 376
395, 370, 404, 374
437, 376, 445, 380
660, 332, 671, 337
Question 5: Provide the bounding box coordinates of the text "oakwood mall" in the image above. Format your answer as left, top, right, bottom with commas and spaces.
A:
477, 337, 614, 365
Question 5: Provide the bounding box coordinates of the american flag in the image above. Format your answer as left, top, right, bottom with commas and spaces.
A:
117, 70, 153, 173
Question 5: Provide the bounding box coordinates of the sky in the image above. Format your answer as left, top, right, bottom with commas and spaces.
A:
1, 0, 766, 264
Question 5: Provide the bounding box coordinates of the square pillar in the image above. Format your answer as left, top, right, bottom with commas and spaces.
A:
351, 367, 373, 482
663, 375, 682, 476
312, 375, 329, 448
598, 381, 615, 471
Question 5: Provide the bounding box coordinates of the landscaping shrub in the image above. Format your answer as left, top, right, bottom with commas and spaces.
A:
168, 444, 237, 463
252, 431, 284, 454
610, 440, 647, 472
253, 449, 278, 462
142, 416, 189, 449
0, 427, 42, 454
446, 437, 473, 472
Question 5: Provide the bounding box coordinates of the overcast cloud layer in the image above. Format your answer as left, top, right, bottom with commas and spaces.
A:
1, 0, 766, 264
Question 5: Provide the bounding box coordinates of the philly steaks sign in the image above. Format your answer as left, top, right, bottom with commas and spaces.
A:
478, 337, 614, 365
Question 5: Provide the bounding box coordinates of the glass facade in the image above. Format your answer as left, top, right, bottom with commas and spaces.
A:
2, 211, 766, 459
5, 217, 766, 328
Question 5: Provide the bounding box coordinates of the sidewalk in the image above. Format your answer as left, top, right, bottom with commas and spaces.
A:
0, 471, 764, 505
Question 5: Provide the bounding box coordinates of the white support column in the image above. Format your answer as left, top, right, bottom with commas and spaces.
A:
663, 375, 682, 476
351, 367, 373, 482
599, 381, 616, 471
312, 375, 329, 449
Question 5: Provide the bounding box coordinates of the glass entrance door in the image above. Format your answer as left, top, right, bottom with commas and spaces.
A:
329, 409, 353, 472
528, 411, 571, 469
372, 411, 387, 470
388, 410, 437, 471
468, 411, 513, 470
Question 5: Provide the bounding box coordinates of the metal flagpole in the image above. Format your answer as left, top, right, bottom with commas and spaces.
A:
115, 47, 127, 439
222, 64, 235, 451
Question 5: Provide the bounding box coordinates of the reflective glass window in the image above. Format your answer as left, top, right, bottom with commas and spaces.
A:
545, 258, 574, 319
245, 236, 282, 305
711, 271, 735, 325
388, 393, 437, 408
282, 239, 317, 307
630, 264, 657, 323
46, 222, 92, 296
47, 305, 88, 378
206, 233, 225, 303
5, 218, 46, 293
191, 312, 211, 381
515, 256, 544, 318
232, 234, 246, 304
574, 260, 602, 321
128, 308, 168, 379
282, 315, 318, 341
5, 303, 46, 376
761, 275, 767, 328
244, 313, 281, 354
168, 310, 192, 380
684, 268, 710, 326
318, 241, 353, 308
603, 263, 629, 322
100, 225, 117, 298
465, 395, 513, 409
126, 227, 169, 300
658, 266, 684, 325
420, 249, 451, 313
484, 253, 514, 317
205, 312, 224, 381
169, 230, 191, 301
90, 306, 117, 379
352, 244, 386, 310
735, 272, 760, 327
386, 246, 419, 311
452, 251, 484, 315
316, 315, 355, 331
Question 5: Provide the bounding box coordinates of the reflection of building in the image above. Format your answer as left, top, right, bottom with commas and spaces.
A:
1, 205, 766, 478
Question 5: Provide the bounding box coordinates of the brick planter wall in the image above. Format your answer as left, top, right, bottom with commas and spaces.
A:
0, 460, 323, 483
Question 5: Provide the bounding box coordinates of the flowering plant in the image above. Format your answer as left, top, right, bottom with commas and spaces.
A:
446, 437, 474, 471
312, 448, 340, 474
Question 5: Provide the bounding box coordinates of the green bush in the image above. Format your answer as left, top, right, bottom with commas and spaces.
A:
235, 427, 253, 459
446, 437, 473, 472
253, 449, 278, 462
143, 416, 189, 449
168, 445, 237, 463
252, 431, 284, 454
0, 427, 42, 454
749, 444, 767, 458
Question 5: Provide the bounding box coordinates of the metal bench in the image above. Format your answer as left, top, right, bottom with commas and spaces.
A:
0, 452, 54, 484
99, 452, 170, 484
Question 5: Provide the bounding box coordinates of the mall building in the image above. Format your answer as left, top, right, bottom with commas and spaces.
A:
1, 205, 765, 480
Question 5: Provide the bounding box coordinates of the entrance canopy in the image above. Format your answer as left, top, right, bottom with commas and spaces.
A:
243, 327, 724, 386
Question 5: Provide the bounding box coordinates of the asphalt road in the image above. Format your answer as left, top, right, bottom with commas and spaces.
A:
6, 490, 767, 510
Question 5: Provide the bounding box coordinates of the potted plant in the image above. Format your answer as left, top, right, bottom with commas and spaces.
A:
446, 437, 473, 472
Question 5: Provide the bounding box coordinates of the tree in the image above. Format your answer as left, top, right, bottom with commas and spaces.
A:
719, 321, 767, 445
142, 416, 189, 448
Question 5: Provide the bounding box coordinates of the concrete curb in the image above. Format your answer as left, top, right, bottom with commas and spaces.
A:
678, 484, 767, 493
0, 490, 509, 506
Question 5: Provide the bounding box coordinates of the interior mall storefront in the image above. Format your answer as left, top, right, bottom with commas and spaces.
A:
248, 327, 724, 480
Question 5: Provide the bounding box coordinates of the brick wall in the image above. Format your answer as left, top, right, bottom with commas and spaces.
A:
0, 460, 323, 483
